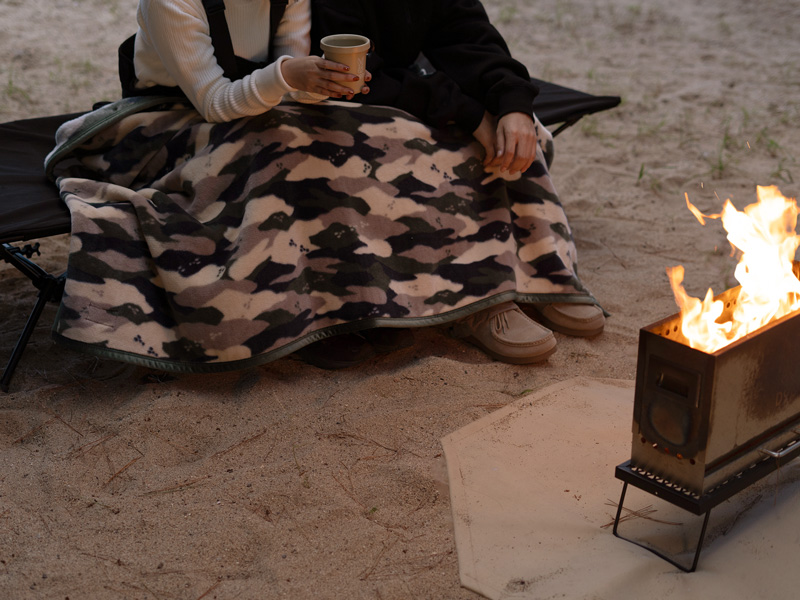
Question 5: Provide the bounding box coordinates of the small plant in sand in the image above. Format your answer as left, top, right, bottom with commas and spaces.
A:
771, 158, 795, 184
636, 163, 664, 193
3, 71, 32, 104
497, 5, 517, 24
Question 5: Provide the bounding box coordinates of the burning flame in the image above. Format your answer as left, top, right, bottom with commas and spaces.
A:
667, 185, 800, 353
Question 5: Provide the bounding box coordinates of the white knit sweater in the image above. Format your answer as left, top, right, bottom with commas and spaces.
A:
133, 0, 312, 122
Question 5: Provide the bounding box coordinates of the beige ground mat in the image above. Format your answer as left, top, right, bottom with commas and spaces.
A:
442, 377, 800, 599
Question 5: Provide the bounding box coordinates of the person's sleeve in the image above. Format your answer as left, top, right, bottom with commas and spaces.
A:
424, 0, 538, 120
311, 0, 485, 131
138, 0, 295, 122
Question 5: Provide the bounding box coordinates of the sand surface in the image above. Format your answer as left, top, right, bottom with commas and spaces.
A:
1, 0, 798, 598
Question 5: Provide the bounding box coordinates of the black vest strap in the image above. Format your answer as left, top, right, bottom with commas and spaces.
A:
204, 0, 238, 80
118, 34, 139, 97
120, 0, 291, 98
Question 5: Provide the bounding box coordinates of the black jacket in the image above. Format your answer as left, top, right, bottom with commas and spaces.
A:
310, 0, 538, 132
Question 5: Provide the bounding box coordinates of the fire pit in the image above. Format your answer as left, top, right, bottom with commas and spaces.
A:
613, 186, 800, 572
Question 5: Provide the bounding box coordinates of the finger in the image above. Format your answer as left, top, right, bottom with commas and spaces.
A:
510, 129, 538, 172
522, 134, 538, 172
510, 154, 530, 173
510, 140, 534, 174
482, 142, 495, 166
317, 86, 347, 97
486, 149, 507, 167
500, 134, 516, 172
520, 154, 535, 174
522, 144, 537, 173
323, 69, 363, 84
321, 59, 351, 73
494, 126, 506, 165
320, 78, 360, 97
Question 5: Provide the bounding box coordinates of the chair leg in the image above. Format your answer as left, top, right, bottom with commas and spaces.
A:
1, 282, 58, 392
551, 116, 581, 137
1, 243, 65, 392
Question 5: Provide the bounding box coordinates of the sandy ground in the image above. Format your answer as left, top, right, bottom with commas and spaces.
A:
1, 0, 798, 598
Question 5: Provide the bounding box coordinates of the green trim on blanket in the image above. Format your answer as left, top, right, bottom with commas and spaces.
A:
52, 293, 599, 373
44, 95, 186, 181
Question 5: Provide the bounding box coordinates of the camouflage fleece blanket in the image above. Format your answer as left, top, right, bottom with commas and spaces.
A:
46, 97, 596, 372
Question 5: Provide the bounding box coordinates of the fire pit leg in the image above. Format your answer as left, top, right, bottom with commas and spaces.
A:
612, 482, 712, 573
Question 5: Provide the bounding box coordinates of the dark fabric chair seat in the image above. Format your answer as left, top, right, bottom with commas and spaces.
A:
531, 78, 620, 136
0, 113, 78, 245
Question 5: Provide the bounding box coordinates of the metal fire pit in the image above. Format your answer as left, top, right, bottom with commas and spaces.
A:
614, 278, 800, 571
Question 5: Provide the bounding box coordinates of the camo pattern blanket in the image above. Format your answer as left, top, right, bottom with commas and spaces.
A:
47, 98, 595, 372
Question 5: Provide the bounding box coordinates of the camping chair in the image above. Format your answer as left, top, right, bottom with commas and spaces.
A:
0, 81, 620, 392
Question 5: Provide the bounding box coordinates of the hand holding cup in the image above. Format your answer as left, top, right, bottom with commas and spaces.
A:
280, 55, 370, 99
320, 34, 371, 95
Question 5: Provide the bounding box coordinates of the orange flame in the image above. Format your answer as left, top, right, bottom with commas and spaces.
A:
667, 185, 800, 353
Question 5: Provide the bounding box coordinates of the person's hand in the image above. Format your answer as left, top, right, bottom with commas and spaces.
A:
473, 111, 538, 175
281, 57, 370, 98
492, 112, 538, 174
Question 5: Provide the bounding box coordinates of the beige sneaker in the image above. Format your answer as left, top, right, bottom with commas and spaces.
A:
528, 303, 605, 337
452, 302, 557, 364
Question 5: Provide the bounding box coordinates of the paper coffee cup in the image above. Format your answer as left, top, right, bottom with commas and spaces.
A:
320, 34, 370, 93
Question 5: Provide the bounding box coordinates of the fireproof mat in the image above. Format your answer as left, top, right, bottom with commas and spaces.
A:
441, 377, 800, 600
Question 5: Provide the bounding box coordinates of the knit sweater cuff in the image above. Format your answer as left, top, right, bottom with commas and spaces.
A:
247, 55, 296, 112
272, 55, 298, 93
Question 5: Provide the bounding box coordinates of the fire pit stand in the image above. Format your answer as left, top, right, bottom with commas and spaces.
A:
613, 435, 800, 572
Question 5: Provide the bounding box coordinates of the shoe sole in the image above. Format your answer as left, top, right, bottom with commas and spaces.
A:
533, 314, 604, 338
464, 335, 557, 364
524, 306, 605, 338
